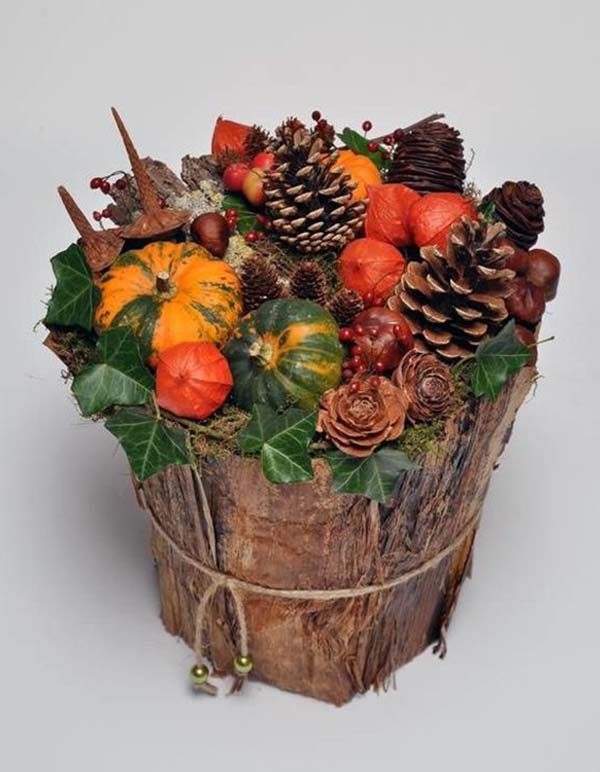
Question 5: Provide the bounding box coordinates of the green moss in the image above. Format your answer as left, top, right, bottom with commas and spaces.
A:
44, 326, 98, 377
172, 405, 251, 461
398, 418, 445, 461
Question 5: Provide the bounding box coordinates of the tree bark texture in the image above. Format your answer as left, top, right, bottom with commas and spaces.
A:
135, 368, 534, 705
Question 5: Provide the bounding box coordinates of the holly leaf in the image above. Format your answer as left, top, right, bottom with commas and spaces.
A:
337, 127, 385, 170
45, 243, 99, 331
471, 321, 531, 401
239, 404, 317, 484
105, 408, 190, 481
326, 447, 417, 503
72, 327, 154, 416
222, 193, 260, 235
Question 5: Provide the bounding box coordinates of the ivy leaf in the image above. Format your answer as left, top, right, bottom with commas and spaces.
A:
105, 408, 190, 481
221, 193, 260, 235
471, 320, 531, 401
326, 447, 417, 503
72, 327, 154, 416
337, 127, 385, 170
45, 243, 99, 331
239, 405, 317, 484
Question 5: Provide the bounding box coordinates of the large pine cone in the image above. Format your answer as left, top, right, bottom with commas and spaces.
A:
481, 181, 544, 249
264, 123, 366, 254
389, 217, 515, 360
387, 121, 465, 194
317, 376, 406, 457
392, 351, 454, 422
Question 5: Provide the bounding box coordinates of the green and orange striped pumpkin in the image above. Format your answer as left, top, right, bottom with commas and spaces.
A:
95, 242, 242, 366
224, 298, 343, 410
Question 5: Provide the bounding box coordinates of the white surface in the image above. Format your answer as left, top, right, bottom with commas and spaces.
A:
2, 1, 598, 770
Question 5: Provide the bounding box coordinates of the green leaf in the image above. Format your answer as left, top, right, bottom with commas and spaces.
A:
326, 447, 417, 503
471, 321, 531, 401
72, 327, 154, 416
105, 408, 190, 481
45, 243, 99, 331
239, 404, 317, 484
337, 127, 386, 170
222, 193, 260, 235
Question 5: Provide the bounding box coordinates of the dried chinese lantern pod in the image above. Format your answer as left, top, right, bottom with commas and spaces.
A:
316, 375, 407, 457
392, 350, 454, 422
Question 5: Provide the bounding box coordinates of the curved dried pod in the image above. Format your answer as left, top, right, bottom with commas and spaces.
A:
57, 186, 124, 272
111, 108, 188, 240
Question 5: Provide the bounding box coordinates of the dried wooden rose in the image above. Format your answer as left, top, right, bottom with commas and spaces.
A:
392, 350, 454, 423
317, 376, 406, 457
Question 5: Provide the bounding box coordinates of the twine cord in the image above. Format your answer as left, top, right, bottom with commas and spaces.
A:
149, 504, 481, 692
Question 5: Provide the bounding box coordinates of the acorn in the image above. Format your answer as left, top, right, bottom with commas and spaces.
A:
526, 249, 561, 301
505, 277, 546, 326
190, 212, 230, 258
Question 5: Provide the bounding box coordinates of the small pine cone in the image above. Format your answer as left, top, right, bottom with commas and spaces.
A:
392, 351, 454, 422
215, 148, 246, 174
327, 288, 364, 327
290, 260, 330, 306
244, 125, 271, 158
317, 376, 407, 457
239, 254, 283, 313
481, 181, 545, 249
387, 121, 465, 194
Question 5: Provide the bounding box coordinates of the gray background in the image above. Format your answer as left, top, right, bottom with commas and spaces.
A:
2, 1, 598, 769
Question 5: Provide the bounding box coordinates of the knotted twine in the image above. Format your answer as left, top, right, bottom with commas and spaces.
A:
147, 470, 481, 695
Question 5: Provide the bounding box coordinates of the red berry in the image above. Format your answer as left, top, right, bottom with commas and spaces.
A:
370, 376, 381, 387
393, 128, 405, 141
362, 120, 373, 133
115, 177, 127, 190
90, 177, 102, 190
102, 208, 111, 218
256, 213, 269, 225
245, 231, 258, 244
383, 135, 393, 146
343, 359, 353, 370
367, 141, 379, 153
366, 325, 380, 337
350, 355, 362, 369
363, 291, 374, 306
311, 110, 321, 122
254, 231, 264, 240
351, 344, 362, 357
350, 381, 360, 393
92, 210, 102, 221
225, 209, 238, 220
342, 369, 354, 381
356, 364, 367, 374
100, 180, 111, 194
353, 324, 364, 336
375, 361, 386, 373
339, 328, 354, 342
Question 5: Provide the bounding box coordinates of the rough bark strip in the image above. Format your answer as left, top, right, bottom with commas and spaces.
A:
140, 368, 534, 705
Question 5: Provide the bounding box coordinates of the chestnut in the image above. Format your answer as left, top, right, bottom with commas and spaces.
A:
190, 212, 230, 258
526, 249, 561, 301
514, 324, 538, 366
502, 240, 530, 276
505, 277, 546, 326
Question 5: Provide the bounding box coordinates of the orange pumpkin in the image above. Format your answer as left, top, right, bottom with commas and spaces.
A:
339, 238, 406, 302
409, 193, 477, 250
156, 342, 233, 420
365, 183, 420, 246
95, 242, 242, 366
333, 150, 382, 202
211, 116, 251, 156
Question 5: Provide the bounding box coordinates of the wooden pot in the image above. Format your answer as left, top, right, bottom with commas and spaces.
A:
135, 368, 534, 705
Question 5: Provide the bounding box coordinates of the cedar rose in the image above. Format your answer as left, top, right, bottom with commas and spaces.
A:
392, 350, 454, 423
317, 376, 407, 457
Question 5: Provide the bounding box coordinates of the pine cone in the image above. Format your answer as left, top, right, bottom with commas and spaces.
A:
264, 123, 366, 254
392, 351, 454, 422
389, 217, 515, 360
327, 288, 364, 327
317, 376, 407, 457
214, 148, 246, 174
289, 260, 330, 306
244, 125, 271, 158
387, 121, 466, 194
239, 254, 283, 313
481, 181, 544, 249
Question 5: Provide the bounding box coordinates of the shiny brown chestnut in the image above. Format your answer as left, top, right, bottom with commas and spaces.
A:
190, 212, 230, 258
526, 249, 561, 301
505, 277, 546, 326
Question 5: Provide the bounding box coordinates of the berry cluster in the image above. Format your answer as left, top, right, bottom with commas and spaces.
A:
89, 171, 129, 223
